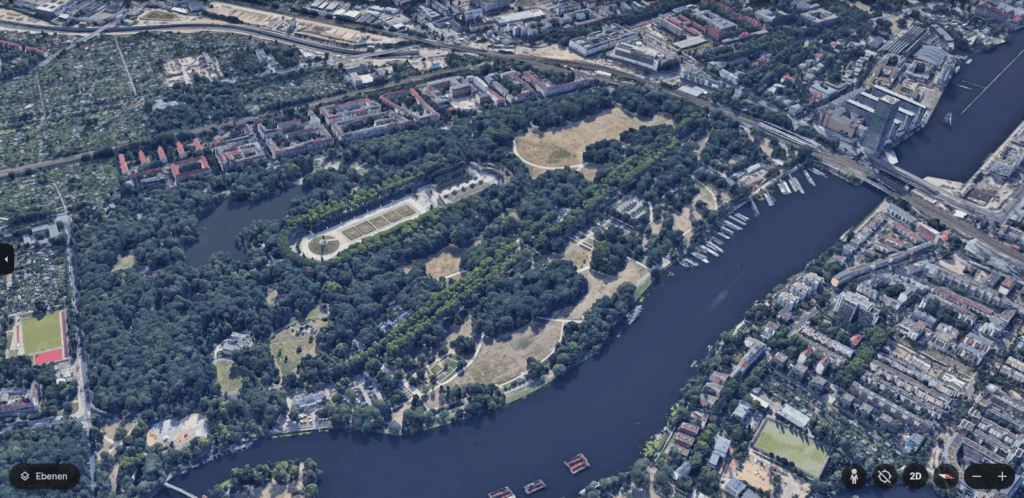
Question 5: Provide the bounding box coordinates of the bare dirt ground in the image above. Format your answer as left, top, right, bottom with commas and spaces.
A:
553, 261, 647, 320
562, 244, 592, 269
517, 107, 673, 170
266, 289, 278, 305
404, 242, 478, 278
515, 44, 585, 62
452, 320, 563, 386
727, 453, 774, 492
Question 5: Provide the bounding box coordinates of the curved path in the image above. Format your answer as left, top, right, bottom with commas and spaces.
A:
511, 138, 585, 171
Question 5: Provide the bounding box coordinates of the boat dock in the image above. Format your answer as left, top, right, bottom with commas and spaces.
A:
565, 454, 590, 475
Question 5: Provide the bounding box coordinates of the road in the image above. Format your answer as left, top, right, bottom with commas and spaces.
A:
0, 19, 368, 55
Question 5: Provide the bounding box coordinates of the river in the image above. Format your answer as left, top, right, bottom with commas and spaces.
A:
162, 36, 1024, 498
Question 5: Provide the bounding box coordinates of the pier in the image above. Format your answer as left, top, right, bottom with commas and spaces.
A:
961, 45, 1024, 116
163, 482, 199, 498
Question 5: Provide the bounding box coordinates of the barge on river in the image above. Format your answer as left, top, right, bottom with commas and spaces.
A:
565, 453, 590, 475
524, 480, 546, 495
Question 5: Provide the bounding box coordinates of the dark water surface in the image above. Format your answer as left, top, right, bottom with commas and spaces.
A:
161, 37, 1024, 497
184, 184, 305, 266
894, 37, 1024, 181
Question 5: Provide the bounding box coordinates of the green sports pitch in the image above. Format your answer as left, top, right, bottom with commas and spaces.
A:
754, 421, 829, 478
22, 312, 63, 355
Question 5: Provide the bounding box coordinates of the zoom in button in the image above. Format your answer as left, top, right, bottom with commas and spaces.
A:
964, 463, 1016, 490
8, 464, 81, 489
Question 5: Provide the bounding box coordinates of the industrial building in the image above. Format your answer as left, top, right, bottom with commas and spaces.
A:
568, 23, 637, 57
605, 41, 671, 72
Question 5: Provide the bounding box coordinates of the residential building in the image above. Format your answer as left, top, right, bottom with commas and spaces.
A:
800, 6, 838, 26
214, 125, 265, 171
724, 477, 747, 498
379, 88, 440, 123
975, 1, 1024, 30
709, 435, 731, 466
815, 355, 831, 375
776, 291, 798, 311
834, 291, 878, 326
170, 156, 212, 180
259, 112, 335, 159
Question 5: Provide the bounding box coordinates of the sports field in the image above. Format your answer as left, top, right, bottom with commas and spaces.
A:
22, 311, 64, 355
754, 421, 829, 478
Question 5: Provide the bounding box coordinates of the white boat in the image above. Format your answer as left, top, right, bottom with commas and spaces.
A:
803, 170, 816, 187
734, 213, 749, 221
765, 192, 776, 206
810, 168, 827, 177
966, 58, 973, 64
729, 214, 746, 225
627, 305, 643, 324
778, 181, 791, 195
718, 231, 731, 240
790, 176, 804, 194
724, 220, 743, 231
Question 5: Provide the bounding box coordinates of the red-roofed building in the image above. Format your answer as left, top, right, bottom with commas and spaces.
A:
170, 156, 212, 179
193, 138, 203, 151
118, 154, 129, 174
849, 334, 864, 347
176, 141, 186, 159
138, 150, 148, 165
157, 146, 167, 163
815, 355, 831, 375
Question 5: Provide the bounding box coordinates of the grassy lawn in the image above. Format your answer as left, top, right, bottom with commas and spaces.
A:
308, 236, 340, 255
754, 421, 829, 478
453, 320, 562, 386
215, 360, 249, 394
112, 255, 135, 272
22, 312, 62, 355
517, 107, 673, 170
271, 328, 317, 380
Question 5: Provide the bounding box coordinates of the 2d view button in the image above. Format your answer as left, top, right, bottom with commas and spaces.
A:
8, 464, 81, 490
